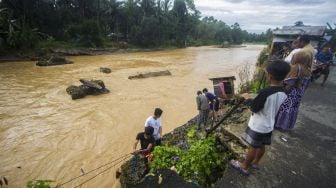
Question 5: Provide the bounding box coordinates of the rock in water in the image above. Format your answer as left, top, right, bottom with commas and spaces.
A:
66, 85, 86, 100
79, 79, 103, 90
66, 80, 109, 100
100, 67, 112, 74
36, 56, 73, 66
128, 70, 172, 80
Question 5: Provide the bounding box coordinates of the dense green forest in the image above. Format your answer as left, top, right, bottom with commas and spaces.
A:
0, 0, 270, 54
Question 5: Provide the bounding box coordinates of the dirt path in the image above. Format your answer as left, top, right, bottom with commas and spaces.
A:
215, 67, 336, 188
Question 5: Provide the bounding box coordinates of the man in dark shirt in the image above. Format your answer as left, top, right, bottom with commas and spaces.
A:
133, 126, 155, 156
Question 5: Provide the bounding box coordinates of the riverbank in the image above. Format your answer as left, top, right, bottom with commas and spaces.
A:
0, 44, 250, 63
0, 47, 178, 63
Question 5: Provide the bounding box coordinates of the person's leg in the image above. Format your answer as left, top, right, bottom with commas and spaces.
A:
155, 139, 162, 146
197, 111, 202, 129
322, 74, 328, 86
321, 67, 329, 86
203, 110, 209, 127
240, 146, 257, 170
251, 145, 265, 166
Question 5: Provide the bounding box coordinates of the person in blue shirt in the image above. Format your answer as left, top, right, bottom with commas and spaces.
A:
202, 88, 220, 122
313, 46, 333, 86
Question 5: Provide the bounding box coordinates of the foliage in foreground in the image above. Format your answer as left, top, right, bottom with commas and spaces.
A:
151, 132, 230, 186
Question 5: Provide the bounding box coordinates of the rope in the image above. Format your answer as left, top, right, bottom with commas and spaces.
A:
56, 153, 131, 187
72, 155, 130, 188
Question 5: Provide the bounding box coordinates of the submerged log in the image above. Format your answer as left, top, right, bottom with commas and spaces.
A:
128, 70, 172, 80
66, 79, 109, 100
36, 56, 73, 66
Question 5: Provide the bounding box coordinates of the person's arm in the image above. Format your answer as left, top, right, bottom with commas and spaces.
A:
133, 139, 139, 151
159, 126, 162, 138
250, 91, 267, 113
196, 96, 201, 110
145, 143, 153, 152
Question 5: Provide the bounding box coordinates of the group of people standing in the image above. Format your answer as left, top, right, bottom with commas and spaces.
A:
282, 35, 334, 87
196, 88, 220, 129
231, 35, 333, 175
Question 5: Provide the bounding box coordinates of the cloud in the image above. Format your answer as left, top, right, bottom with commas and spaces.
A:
194, 0, 336, 33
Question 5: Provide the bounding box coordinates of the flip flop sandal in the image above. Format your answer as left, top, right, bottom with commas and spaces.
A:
230, 160, 249, 176
251, 164, 260, 170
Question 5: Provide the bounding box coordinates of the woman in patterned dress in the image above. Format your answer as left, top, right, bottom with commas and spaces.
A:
275, 51, 311, 130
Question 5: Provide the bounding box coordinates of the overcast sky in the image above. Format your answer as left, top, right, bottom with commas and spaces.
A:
194, 0, 336, 33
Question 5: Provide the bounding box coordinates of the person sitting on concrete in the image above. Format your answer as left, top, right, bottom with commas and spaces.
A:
203, 88, 220, 122
196, 90, 210, 129
133, 126, 155, 158
144, 108, 163, 146
230, 60, 290, 176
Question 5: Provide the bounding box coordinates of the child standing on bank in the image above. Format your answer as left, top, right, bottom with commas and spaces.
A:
230, 60, 290, 176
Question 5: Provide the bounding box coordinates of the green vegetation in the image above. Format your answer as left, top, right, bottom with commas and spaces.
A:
151, 128, 231, 186
0, 0, 269, 56
237, 46, 270, 94
26, 180, 53, 188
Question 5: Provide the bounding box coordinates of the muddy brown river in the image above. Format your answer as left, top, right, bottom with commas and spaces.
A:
0, 45, 264, 187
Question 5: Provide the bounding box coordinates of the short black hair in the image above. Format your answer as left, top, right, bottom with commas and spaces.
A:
298, 35, 310, 44
145, 126, 154, 135
197, 90, 202, 95
283, 42, 291, 48
202, 88, 208, 93
154, 108, 163, 116
266, 60, 290, 81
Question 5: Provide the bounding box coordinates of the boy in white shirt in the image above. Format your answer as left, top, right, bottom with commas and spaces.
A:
144, 108, 163, 146
230, 60, 290, 176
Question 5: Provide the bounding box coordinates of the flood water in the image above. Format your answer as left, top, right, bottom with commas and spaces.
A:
0, 45, 264, 187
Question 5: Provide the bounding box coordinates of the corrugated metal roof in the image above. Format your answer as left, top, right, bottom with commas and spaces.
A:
209, 76, 236, 81
273, 26, 326, 36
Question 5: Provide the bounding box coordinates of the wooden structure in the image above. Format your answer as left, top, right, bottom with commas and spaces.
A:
270, 25, 330, 57
209, 76, 236, 99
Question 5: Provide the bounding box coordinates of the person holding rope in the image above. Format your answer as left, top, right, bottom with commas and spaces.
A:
133, 126, 155, 160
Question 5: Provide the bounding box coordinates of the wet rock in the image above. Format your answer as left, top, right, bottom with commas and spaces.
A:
128, 70, 172, 80
119, 155, 148, 187
66, 79, 109, 100
136, 169, 199, 188
100, 67, 112, 74
66, 85, 86, 100
36, 56, 73, 66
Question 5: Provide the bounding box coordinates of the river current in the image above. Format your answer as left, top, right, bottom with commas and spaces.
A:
0, 45, 264, 187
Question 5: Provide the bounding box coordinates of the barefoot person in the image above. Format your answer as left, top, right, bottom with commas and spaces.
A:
230, 60, 290, 176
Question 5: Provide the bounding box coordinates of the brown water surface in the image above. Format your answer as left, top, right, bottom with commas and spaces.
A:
0, 45, 264, 187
